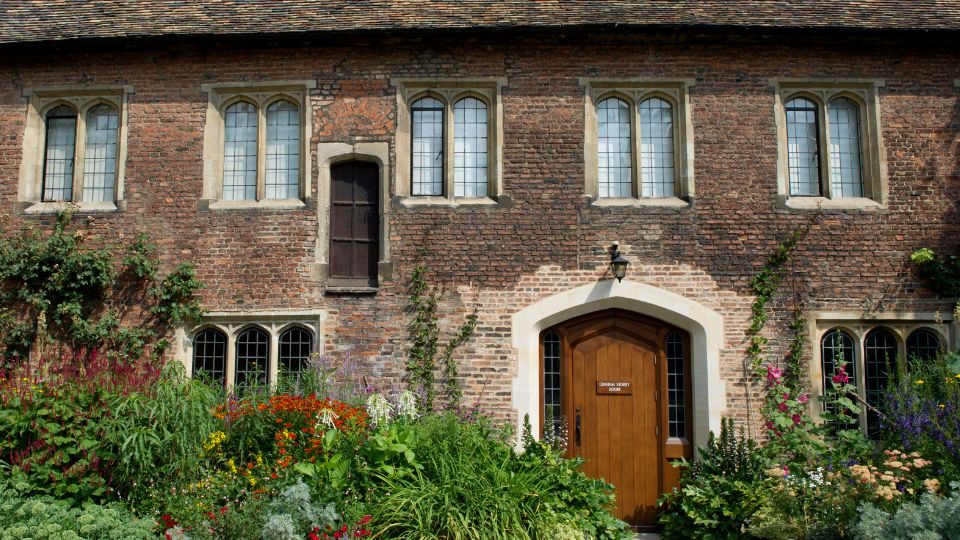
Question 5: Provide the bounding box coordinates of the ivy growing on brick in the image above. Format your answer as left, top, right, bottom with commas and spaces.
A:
406, 265, 478, 411
0, 211, 204, 362
911, 247, 960, 317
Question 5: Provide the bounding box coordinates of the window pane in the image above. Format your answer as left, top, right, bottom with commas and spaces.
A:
666, 331, 686, 438
828, 98, 864, 198
279, 327, 313, 377
83, 104, 119, 202
821, 328, 858, 429
43, 106, 78, 202
864, 329, 896, 438
906, 329, 941, 364
235, 327, 269, 389
597, 97, 632, 198
265, 100, 300, 199
411, 97, 444, 196
639, 97, 675, 197
453, 97, 488, 197
193, 328, 227, 388
542, 331, 563, 435
223, 101, 258, 200
785, 98, 821, 196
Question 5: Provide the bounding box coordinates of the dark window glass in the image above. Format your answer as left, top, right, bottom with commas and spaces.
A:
666, 331, 686, 439
906, 329, 941, 364
411, 97, 444, 196
235, 327, 269, 389
821, 328, 857, 429
542, 331, 563, 435
785, 97, 821, 196
279, 327, 313, 377
42, 105, 78, 201
192, 328, 227, 387
864, 329, 897, 438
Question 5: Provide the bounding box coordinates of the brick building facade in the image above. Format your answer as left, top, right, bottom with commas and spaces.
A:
1, 1, 958, 527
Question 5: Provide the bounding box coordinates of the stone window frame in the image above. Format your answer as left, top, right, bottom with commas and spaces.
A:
176, 310, 326, 389
580, 78, 696, 208
806, 311, 955, 436
772, 79, 888, 210
200, 81, 316, 211
17, 86, 133, 214
393, 78, 506, 207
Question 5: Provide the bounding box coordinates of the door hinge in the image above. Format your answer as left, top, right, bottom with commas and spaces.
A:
654, 390, 658, 402
655, 425, 660, 438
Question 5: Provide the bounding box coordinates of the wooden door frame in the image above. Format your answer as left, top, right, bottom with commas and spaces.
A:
538, 308, 693, 510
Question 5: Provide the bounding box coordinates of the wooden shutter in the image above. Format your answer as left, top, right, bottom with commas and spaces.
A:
329, 161, 379, 287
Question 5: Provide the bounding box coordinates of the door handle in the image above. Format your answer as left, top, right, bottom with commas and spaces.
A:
575, 407, 581, 447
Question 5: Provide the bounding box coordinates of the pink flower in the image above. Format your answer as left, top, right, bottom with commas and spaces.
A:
765, 421, 775, 431
782, 465, 790, 476
798, 393, 809, 404
832, 368, 850, 385
766, 365, 783, 383
778, 402, 789, 412
791, 414, 802, 424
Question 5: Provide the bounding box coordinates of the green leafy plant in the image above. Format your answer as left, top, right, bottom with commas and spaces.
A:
0, 210, 204, 361
851, 481, 960, 540
911, 247, 960, 315
405, 265, 478, 411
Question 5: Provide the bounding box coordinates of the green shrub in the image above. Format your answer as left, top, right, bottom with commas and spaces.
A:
370, 413, 630, 540
851, 482, 960, 539
658, 417, 770, 539
0, 482, 156, 540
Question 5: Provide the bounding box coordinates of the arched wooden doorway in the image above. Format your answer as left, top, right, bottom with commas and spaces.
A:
540, 309, 693, 530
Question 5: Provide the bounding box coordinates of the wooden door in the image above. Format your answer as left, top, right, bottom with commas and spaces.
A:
329, 161, 379, 287
545, 310, 692, 531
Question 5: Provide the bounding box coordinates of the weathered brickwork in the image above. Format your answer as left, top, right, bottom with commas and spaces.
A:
0, 30, 957, 435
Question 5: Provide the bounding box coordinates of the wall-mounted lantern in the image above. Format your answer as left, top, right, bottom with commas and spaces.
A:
610, 241, 629, 282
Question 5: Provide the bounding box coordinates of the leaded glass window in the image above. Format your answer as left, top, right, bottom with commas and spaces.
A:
786, 97, 821, 196
666, 331, 686, 438
828, 98, 864, 198
223, 101, 258, 200
411, 97, 444, 196
265, 100, 300, 199
639, 97, 675, 197
907, 329, 941, 363
821, 328, 856, 391
279, 326, 313, 377
42, 105, 78, 202
597, 97, 632, 198
192, 328, 227, 387
453, 97, 488, 197
864, 328, 896, 437
82, 104, 119, 202
235, 327, 269, 389
542, 331, 563, 434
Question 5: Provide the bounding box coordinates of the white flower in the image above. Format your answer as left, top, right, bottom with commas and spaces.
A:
366, 393, 393, 426
395, 390, 419, 419
315, 407, 340, 431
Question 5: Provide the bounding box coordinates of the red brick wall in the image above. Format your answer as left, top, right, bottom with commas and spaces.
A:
0, 31, 957, 429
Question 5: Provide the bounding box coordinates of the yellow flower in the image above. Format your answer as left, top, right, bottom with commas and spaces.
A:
916, 379, 924, 385
939, 404, 946, 409
955, 373, 960, 380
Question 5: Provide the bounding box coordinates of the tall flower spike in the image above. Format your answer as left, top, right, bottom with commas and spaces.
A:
365, 393, 392, 427
395, 390, 419, 419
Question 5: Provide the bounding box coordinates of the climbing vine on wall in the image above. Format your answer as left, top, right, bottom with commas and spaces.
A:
911, 247, 960, 317
406, 265, 478, 411
0, 211, 204, 362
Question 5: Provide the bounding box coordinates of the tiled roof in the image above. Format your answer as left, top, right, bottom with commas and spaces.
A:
2, 0, 959, 45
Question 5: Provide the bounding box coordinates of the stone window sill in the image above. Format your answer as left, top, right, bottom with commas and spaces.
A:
783, 196, 882, 211
590, 196, 691, 209
23, 201, 120, 214
398, 195, 502, 208
204, 198, 307, 211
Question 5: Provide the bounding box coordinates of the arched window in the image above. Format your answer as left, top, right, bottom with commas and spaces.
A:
453, 97, 488, 197
597, 97, 632, 198
235, 327, 269, 389
411, 97, 445, 196
821, 328, 856, 391
785, 97, 821, 197
907, 329, 941, 363
542, 331, 563, 435
192, 328, 227, 387
827, 98, 864, 198
639, 97, 675, 197
279, 326, 314, 377
864, 328, 897, 437
265, 100, 300, 199
82, 104, 119, 202
666, 330, 686, 438
42, 105, 79, 202
223, 101, 258, 200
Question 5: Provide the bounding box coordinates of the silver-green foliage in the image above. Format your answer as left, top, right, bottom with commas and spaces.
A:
262, 480, 339, 540
0, 483, 155, 540
851, 483, 960, 540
